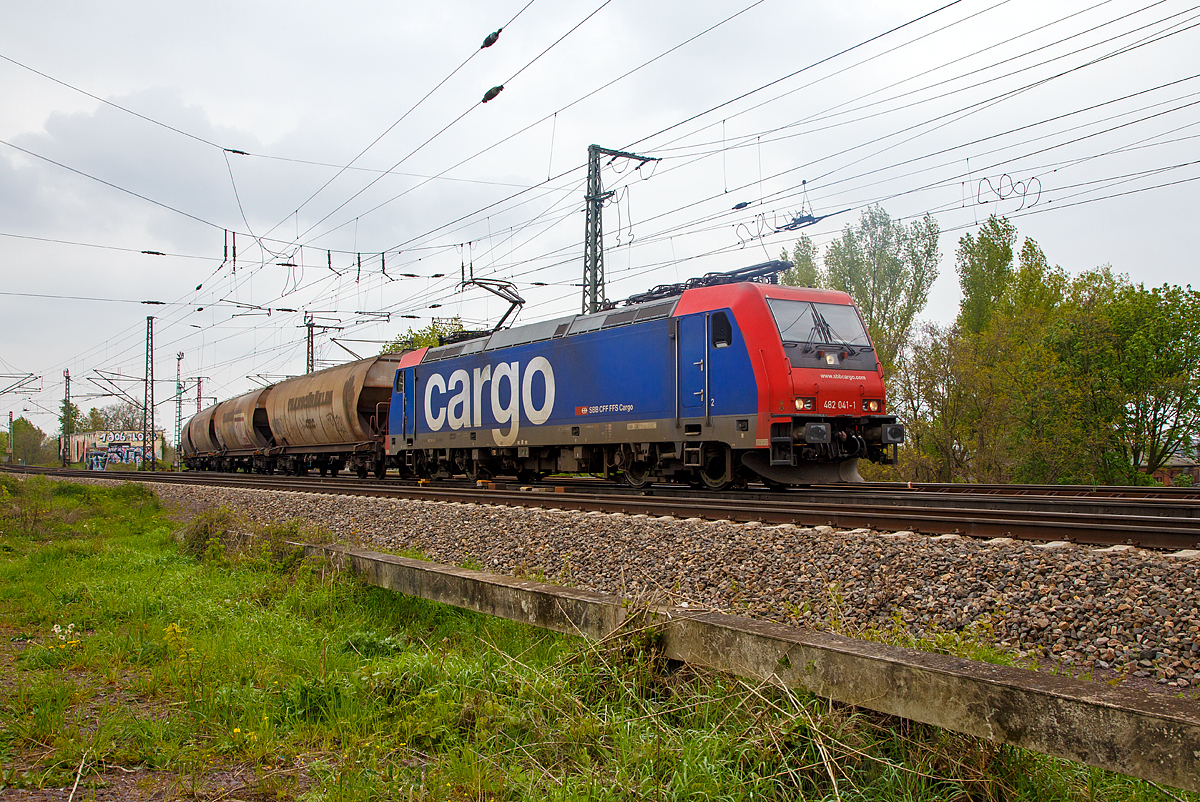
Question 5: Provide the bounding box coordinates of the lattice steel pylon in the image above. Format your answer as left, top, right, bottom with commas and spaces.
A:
142, 316, 155, 471
582, 145, 659, 314
174, 352, 184, 472
61, 369, 71, 466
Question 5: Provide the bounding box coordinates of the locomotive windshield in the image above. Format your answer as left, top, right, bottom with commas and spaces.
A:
767, 299, 872, 350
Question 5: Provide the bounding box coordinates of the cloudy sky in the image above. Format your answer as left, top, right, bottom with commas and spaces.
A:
2, 0, 1197, 437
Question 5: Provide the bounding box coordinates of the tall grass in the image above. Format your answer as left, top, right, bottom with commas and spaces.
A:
0, 475, 1192, 801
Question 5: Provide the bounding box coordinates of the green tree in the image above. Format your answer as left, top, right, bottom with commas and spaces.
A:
891, 212, 1199, 487
86, 402, 142, 431
1105, 282, 1200, 477
821, 206, 940, 373
999, 238, 1067, 318
953, 236, 1069, 483
380, 317, 465, 355
892, 322, 972, 481
955, 215, 1017, 335
779, 234, 820, 287
978, 241, 1073, 483
59, 400, 87, 437
11, 417, 48, 465
1044, 268, 1128, 483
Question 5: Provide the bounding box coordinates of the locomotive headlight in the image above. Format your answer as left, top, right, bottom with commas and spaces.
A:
794, 397, 815, 411
863, 399, 882, 412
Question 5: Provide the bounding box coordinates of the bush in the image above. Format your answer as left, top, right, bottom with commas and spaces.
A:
178, 506, 243, 558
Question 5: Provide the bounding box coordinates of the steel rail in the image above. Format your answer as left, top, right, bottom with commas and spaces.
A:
853, 480, 1200, 500
11, 466, 1200, 551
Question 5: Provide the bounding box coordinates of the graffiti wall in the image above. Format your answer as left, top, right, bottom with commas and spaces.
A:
63, 431, 164, 466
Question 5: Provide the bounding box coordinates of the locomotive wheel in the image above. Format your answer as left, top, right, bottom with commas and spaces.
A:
412, 453, 434, 480
623, 461, 651, 489
463, 459, 489, 482
698, 444, 733, 491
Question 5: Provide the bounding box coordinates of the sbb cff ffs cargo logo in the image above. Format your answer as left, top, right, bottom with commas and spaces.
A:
424, 357, 555, 446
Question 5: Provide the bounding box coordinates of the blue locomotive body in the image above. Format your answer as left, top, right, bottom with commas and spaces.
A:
389, 311, 757, 450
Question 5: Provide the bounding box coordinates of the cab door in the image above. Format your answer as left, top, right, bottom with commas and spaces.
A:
401, 368, 416, 441
679, 313, 708, 420
388, 368, 416, 453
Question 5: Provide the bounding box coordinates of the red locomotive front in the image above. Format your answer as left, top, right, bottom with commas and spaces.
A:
679, 282, 904, 484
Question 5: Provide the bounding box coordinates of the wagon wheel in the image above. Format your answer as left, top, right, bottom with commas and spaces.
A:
373, 459, 387, 480
356, 461, 369, 480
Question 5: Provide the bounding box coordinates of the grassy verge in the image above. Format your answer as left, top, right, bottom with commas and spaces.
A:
0, 475, 1192, 801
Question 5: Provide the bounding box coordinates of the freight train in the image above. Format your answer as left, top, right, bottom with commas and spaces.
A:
180, 261, 904, 488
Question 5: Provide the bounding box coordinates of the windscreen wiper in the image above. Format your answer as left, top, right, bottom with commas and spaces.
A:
816, 312, 861, 356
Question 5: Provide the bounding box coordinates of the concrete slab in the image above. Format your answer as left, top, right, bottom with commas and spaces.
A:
304, 543, 1200, 792
1165, 549, 1200, 560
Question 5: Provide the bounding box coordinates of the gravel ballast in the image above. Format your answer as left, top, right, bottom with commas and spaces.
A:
71, 478, 1200, 694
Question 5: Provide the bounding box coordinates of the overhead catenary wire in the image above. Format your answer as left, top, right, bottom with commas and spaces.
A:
290, 0, 619, 246
643, 0, 1192, 161
555, 13, 1200, 265
288, 0, 1171, 297
0, 52, 228, 152
12, 1, 1200, 421
28, 58, 1190, 372
0, 137, 226, 231
299, 0, 772, 249
259, 0, 544, 242
621, 0, 970, 153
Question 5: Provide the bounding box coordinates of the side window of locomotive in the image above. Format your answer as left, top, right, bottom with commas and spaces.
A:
711, 312, 732, 348
394, 371, 404, 393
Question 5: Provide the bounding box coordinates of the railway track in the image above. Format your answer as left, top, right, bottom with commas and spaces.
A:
10, 466, 1200, 552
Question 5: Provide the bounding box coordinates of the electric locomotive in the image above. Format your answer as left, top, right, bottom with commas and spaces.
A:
388, 260, 903, 487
